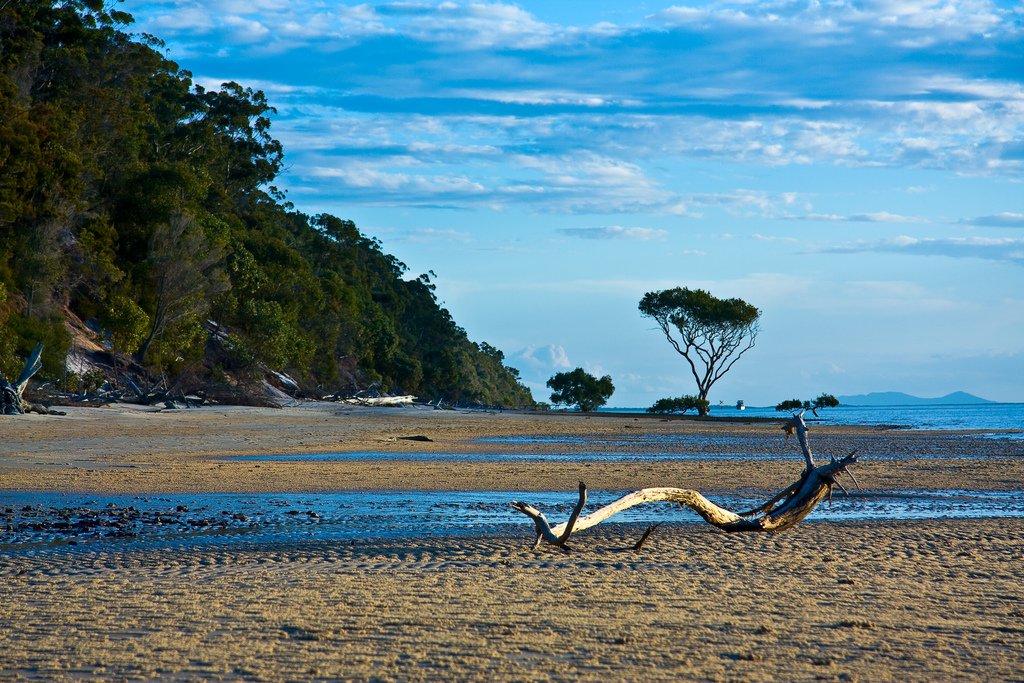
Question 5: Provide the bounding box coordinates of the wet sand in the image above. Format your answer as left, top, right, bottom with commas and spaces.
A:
1, 402, 1022, 494
1, 404, 1022, 681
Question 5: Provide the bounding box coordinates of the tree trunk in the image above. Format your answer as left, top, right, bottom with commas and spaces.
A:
510, 411, 859, 549
134, 332, 155, 366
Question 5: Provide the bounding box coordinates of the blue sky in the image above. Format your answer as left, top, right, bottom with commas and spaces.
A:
124, 0, 1024, 406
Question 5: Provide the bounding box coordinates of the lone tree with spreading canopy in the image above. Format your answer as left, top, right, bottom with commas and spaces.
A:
547, 368, 614, 412
639, 288, 760, 416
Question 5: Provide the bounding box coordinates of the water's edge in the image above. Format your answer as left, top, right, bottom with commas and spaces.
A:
3, 489, 1021, 554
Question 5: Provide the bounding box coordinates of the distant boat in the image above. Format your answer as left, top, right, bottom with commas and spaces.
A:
736, 400, 745, 410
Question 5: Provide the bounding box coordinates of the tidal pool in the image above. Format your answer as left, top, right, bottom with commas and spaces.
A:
228, 447, 1010, 463
2, 489, 1021, 553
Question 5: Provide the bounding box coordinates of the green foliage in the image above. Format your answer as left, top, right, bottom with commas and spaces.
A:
102, 295, 149, 355
67, 368, 106, 395
813, 393, 840, 410
546, 368, 614, 412
2, 314, 69, 379
235, 299, 295, 370
775, 394, 840, 412
0, 3, 532, 406
646, 395, 710, 415
639, 287, 760, 413
639, 288, 760, 329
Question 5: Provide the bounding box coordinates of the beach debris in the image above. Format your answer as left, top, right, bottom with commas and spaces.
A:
632, 523, 663, 552
321, 382, 419, 407
341, 395, 417, 407
1, 342, 43, 415
510, 410, 860, 550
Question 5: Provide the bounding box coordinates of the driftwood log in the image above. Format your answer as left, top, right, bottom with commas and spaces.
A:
510, 411, 859, 550
0, 343, 43, 415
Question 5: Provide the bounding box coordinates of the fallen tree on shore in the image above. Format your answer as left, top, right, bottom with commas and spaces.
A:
510, 411, 859, 550
1, 343, 44, 415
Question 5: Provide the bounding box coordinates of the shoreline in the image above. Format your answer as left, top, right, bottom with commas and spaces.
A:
1, 402, 1022, 495
2, 402, 1022, 681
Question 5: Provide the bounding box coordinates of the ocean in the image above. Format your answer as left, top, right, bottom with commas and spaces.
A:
601, 402, 1024, 432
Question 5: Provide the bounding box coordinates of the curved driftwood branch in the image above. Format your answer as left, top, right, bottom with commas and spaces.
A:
510, 409, 860, 548
511, 481, 588, 550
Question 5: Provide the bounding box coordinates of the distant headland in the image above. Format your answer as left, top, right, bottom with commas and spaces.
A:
836, 391, 994, 406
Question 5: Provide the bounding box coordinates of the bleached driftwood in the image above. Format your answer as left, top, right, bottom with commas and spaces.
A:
0, 343, 43, 415
510, 411, 859, 549
342, 395, 417, 407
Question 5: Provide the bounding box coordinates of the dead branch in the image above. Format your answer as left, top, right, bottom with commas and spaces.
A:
510, 410, 860, 548
1, 343, 43, 415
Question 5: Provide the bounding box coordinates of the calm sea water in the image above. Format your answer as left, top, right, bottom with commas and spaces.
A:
602, 403, 1024, 432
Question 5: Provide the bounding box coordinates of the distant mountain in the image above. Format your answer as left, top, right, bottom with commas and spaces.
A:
837, 391, 994, 406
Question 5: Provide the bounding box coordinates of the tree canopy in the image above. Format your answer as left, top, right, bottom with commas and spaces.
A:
546, 368, 614, 412
646, 395, 710, 416
0, 2, 533, 407
776, 394, 840, 414
639, 288, 760, 415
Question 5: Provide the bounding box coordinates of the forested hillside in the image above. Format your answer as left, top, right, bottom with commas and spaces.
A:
0, 1, 533, 407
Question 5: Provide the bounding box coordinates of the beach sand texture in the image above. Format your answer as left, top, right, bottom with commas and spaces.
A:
1, 404, 1022, 681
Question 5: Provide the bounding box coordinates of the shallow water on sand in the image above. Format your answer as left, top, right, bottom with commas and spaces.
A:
2, 489, 1022, 553
605, 402, 1024, 432
226, 428, 1020, 462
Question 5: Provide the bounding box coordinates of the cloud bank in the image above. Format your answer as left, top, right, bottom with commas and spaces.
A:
125, 0, 1024, 215
823, 236, 1024, 265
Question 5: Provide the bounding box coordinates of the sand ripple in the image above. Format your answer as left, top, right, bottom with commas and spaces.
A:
2, 521, 1023, 681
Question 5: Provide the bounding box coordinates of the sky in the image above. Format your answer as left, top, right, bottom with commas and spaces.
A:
122, 0, 1024, 406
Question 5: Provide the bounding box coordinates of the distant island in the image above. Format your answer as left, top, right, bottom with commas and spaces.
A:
836, 391, 994, 406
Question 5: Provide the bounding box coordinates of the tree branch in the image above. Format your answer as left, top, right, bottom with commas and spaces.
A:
510, 416, 860, 548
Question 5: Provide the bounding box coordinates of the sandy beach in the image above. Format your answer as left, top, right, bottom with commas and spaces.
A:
1, 404, 1022, 681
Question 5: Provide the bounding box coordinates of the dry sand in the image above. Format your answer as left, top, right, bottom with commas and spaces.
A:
1, 403, 1022, 681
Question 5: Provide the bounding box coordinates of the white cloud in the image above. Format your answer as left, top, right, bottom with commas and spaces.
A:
446, 87, 634, 107
222, 15, 271, 43
792, 211, 926, 223
752, 233, 800, 244
412, 2, 558, 49
146, 7, 216, 32
967, 212, 1024, 228
306, 163, 486, 196
128, 0, 1024, 214
649, 6, 710, 26
558, 226, 668, 241
515, 344, 572, 372
824, 235, 1024, 264
649, 0, 1009, 43
687, 189, 801, 218
398, 227, 475, 244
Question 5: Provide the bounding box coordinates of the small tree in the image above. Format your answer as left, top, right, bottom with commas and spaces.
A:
647, 395, 710, 415
547, 368, 614, 412
639, 287, 760, 416
104, 295, 151, 358
776, 393, 840, 416
813, 393, 840, 411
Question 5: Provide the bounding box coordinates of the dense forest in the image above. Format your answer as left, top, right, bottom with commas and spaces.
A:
0, 1, 534, 407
